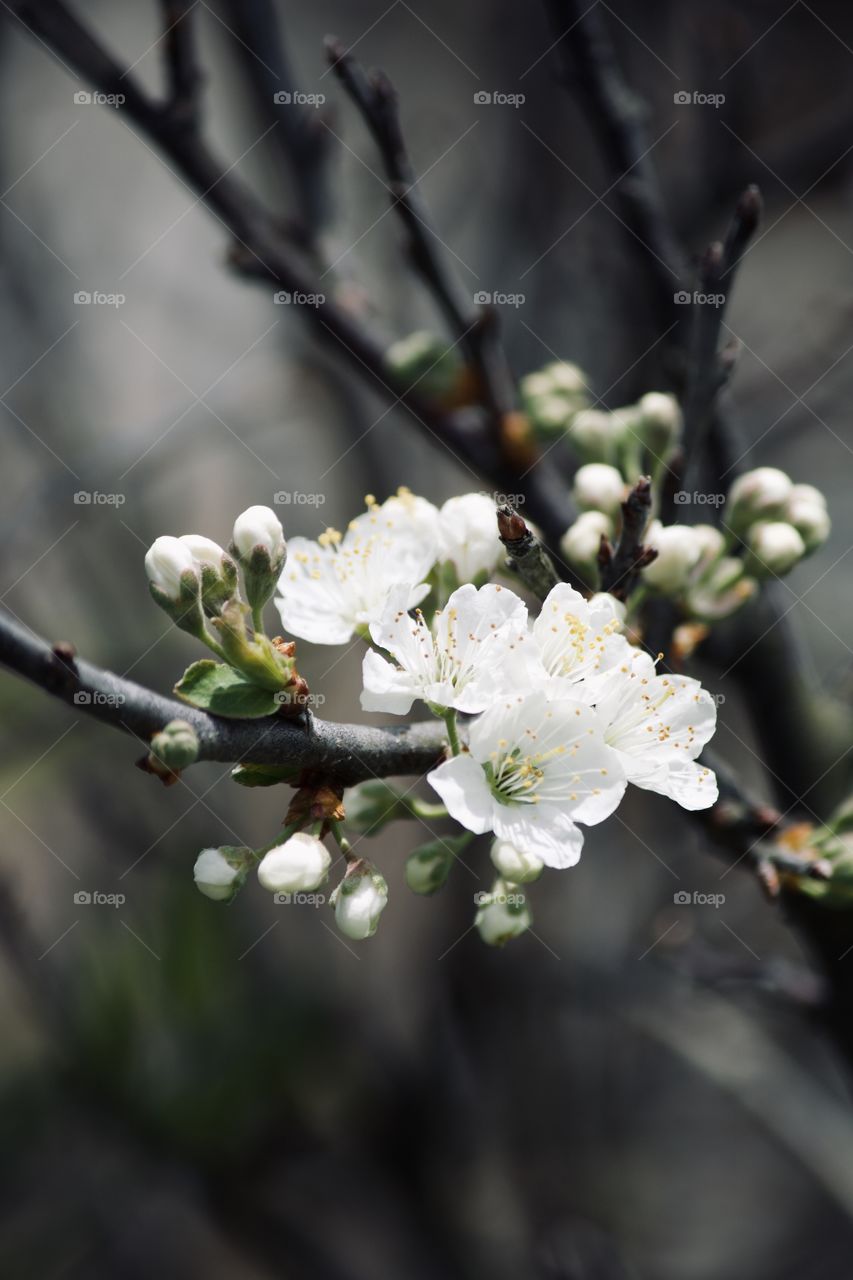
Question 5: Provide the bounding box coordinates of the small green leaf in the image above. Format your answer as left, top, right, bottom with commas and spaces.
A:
175, 660, 280, 719
231, 762, 300, 788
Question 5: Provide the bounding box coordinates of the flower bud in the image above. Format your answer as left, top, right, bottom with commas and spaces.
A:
642, 521, 703, 594
331, 863, 389, 940
386, 330, 464, 400
685, 557, 756, 621
519, 371, 555, 401
145, 535, 197, 601
405, 838, 455, 895
475, 878, 532, 946
257, 832, 331, 894
439, 493, 502, 583
343, 781, 411, 834
560, 510, 613, 577
728, 467, 792, 532
527, 394, 572, 436
144, 535, 204, 636
149, 718, 199, 772
566, 409, 614, 463
231, 506, 287, 616
745, 520, 805, 577
692, 524, 726, 574
193, 846, 249, 902
636, 391, 682, 457
784, 485, 830, 554
572, 463, 625, 517
180, 534, 239, 615
490, 838, 543, 884
545, 361, 588, 396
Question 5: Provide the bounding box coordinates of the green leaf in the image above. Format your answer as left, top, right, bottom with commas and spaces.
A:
175, 660, 280, 719
231, 762, 300, 788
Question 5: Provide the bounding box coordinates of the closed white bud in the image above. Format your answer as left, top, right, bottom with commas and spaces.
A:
746, 520, 805, 577
636, 392, 682, 454
490, 838, 543, 884
643, 521, 703, 593
179, 534, 230, 572
529, 394, 572, 434
728, 467, 792, 531
232, 505, 286, 567
475, 878, 532, 946
560, 510, 613, 574
784, 485, 830, 553
332, 866, 389, 940
439, 493, 502, 583
519, 371, 555, 401
145, 535, 197, 601
193, 847, 240, 902
691, 524, 725, 570
180, 535, 238, 614
258, 832, 331, 894
572, 463, 625, 517
545, 361, 587, 395
567, 409, 614, 462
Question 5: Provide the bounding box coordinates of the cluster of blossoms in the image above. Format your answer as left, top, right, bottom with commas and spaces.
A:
144, 487, 724, 946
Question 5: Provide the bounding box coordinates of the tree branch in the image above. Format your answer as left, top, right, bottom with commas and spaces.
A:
0, 610, 447, 784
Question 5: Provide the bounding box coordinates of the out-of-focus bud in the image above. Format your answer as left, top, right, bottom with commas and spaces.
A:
728, 467, 792, 533
193, 846, 250, 902
544, 361, 588, 397
642, 521, 703, 593
745, 520, 806, 577
439, 493, 502, 583
685, 557, 757, 621
572, 463, 625, 517
144, 535, 204, 636
519, 371, 554, 401
692, 524, 726, 574
635, 392, 682, 458
405, 837, 460, 895
490, 838, 543, 884
331, 862, 389, 940
560, 511, 613, 577
386, 330, 465, 401
149, 718, 199, 772
180, 534, 238, 615
343, 781, 411, 834
475, 878, 532, 946
231, 506, 287, 617
527, 394, 572, 436
566, 409, 614, 463
257, 832, 331, 894
784, 484, 830, 554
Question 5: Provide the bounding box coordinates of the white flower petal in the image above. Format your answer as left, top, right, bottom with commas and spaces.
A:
493, 803, 585, 868
360, 648, 418, 715
427, 755, 496, 834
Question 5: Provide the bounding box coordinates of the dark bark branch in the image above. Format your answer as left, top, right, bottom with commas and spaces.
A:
0, 610, 447, 785
497, 505, 562, 599
160, 0, 201, 126
597, 477, 656, 601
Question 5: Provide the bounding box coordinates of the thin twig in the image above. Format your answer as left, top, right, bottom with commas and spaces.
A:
497, 505, 561, 600
597, 477, 656, 601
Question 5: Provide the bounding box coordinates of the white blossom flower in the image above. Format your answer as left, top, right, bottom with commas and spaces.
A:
193, 847, 241, 901
276, 491, 439, 645
333, 866, 389, 940
361, 582, 528, 715
524, 583, 631, 693
586, 647, 718, 809
438, 493, 502, 583
232, 505, 286, 566
145, 535, 198, 601
428, 689, 626, 867
257, 832, 331, 894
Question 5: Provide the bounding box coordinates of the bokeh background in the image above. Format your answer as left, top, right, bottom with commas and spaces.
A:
2, 1, 853, 1276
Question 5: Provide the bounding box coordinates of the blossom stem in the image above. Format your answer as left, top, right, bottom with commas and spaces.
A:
443, 709, 461, 757
410, 797, 449, 821
251, 603, 265, 637
330, 818, 355, 860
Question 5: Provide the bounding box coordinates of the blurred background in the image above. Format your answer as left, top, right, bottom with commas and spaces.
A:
2, 1, 853, 1276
